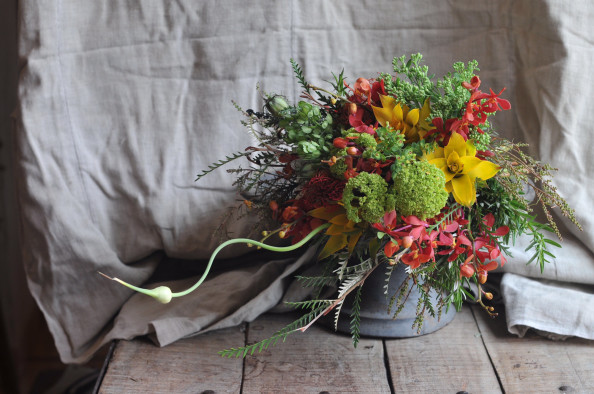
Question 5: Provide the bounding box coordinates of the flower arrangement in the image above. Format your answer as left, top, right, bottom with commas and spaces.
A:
105, 54, 580, 357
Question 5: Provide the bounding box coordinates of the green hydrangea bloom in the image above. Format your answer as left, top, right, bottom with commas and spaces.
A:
391, 160, 448, 219
348, 132, 377, 149
342, 172, 391, 223
329, 158, 348, 179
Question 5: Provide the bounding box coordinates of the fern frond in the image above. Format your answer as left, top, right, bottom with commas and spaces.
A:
334, 256, 350, 281
295, 275, 337, 288
196, 152, 249, 182
350, 286, 363, 348
284, 299, 333, 311
218, 305, 326, 358
334, 273, 365, 330
337, 257, 375, 277
290, 58, 310, 94
383, 263, 397, 296
333, 298, 346, 331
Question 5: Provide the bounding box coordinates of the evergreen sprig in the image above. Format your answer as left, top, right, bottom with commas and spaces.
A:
195, 151, 249, 182
349, 286, 363, 348
295, 275, 337, 288
290, 58, 311, 95
218, 305, 327, 358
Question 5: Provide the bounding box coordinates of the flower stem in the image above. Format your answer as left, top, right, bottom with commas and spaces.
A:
101, 223, 330, 302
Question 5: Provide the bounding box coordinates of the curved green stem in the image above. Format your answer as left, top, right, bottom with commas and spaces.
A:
172, 223, 329, 298
102, 223, 330, 303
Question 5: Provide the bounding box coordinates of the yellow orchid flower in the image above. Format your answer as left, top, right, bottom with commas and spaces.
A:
371, 95, 433, 142
426, 132, 500, 206
309, 205, 366, 260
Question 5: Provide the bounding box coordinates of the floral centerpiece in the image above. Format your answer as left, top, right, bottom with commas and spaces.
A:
105, 54, 580, 357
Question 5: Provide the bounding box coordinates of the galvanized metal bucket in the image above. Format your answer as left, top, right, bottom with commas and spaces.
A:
331, 262, 457, 338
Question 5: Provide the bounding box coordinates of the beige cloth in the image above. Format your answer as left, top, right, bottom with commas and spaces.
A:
15, 0, 594, 363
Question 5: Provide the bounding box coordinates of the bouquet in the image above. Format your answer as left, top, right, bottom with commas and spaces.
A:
106, 54, 580, 357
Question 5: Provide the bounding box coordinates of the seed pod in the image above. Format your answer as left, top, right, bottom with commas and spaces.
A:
401, 236, 414, 249
346, 102, 358, 115
478, 270, 488, 284
265, 95, 289, 117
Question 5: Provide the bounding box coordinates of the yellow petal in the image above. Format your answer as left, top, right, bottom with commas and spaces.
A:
459, 156, 482, 175
451, 175, 476, 206
309, 206, 342, 220
405, 108, 420, 126
329, 213, 349, 225
429, 157, 447, 169
465, 139, 477, 158
372, 106, 392, 128
425, 147, 445, 161
326, 223, 347, 235
445, 132, 467, 160
318, 234, 348, 260
393, 104, 403, 122
379, 94, 396, 109
445, 181, 453, 193
347, 230, 363, 253
467, 159, 500, 181
420, 98, 431, 119
372, 95, 396, 127
446, 150, 461, 169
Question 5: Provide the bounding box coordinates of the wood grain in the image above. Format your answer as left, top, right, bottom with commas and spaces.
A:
98, 325, 245, 393
242, 313, 392, 393
473, 304, 594, 393
385, 305, 502, 393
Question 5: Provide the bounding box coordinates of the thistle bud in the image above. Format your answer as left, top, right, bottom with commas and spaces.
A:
265, 95, 289, 117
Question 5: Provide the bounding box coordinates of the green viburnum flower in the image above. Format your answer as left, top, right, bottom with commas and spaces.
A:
342, 172, 392, 224
348, 132, 377, 149
391, 160, 448, 219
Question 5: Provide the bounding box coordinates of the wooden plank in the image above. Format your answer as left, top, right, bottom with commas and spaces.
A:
242, 313, 392, 393
473, 304, 594, 393
98, 325, 245, 393
385, 305, 502, 393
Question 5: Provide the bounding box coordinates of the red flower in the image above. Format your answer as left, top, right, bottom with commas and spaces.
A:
476, 88, 511, 112
348, 108, 376, 135
297, 171, 346, 211
462, 76, 481, 92
401, 243, 432, 269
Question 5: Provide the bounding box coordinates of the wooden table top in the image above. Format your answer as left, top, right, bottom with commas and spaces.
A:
96, 305, 594, 393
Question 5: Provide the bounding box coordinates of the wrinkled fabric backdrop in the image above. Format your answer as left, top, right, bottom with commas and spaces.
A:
15, 0, 594, 363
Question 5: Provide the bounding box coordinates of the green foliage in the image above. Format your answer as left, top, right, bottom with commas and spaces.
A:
195, 151, 249, 182
278, 101, 334, 159
391, 160, 448, 219
432, 60, 479, 120
469, 128, 492, 152
381, 54, 481, 122
349, 132, 377, 149
218, 304, 328, 358
330, 69, 349, 97
382, 53, 437, 108
342, 172, 390, 223
349, 286, 363, 348
477, 178, 561, 272
295, 275, 337, 288
290, 58, 310, 95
